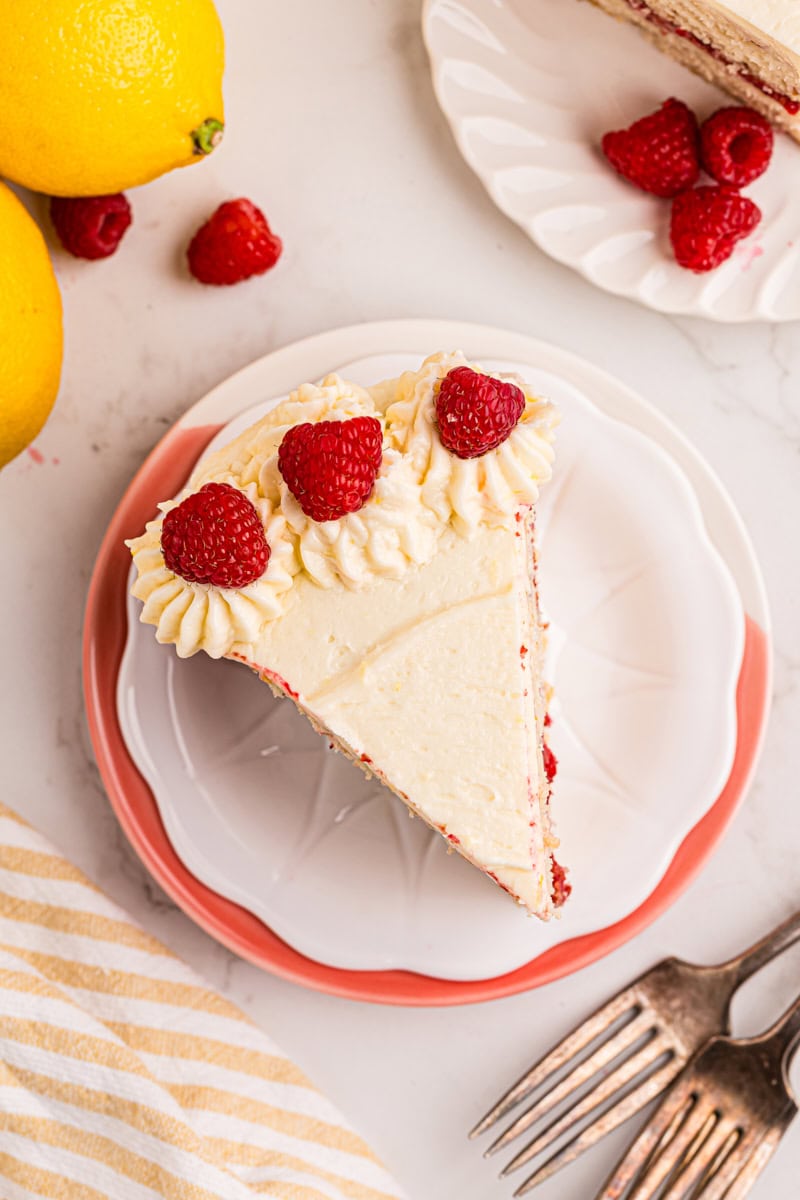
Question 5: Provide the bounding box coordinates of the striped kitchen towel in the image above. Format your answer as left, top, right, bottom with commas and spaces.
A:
0, 801, 405, 1200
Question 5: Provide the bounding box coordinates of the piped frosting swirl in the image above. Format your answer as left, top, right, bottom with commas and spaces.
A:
385, 352, 557, 536
128, 481, 297, 658
128, 351, 558, 657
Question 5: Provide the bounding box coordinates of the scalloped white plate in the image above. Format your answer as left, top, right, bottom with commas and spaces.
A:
423, 0, 800, 322
118, 344, 746, 981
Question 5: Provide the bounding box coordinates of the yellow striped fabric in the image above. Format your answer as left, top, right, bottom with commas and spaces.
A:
0, 803, 405, 1200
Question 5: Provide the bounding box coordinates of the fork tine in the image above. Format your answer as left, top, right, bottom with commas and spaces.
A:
514, 1060, 686, 1197
469, 990, 640, 1139
486, 1009, 656, 1157
594, 1080, 696, 1199
658, 1123, 741, 1200
696, 1129, 781, 1200
502, 1031, 676, 1178
625, 1106, 719, 1200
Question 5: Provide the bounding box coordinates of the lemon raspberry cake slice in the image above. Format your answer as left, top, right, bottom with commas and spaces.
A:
127, 352, 568, 917
587, 0, 800, 139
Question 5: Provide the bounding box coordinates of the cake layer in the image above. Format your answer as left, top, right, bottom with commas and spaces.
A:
589, 0, 800, 139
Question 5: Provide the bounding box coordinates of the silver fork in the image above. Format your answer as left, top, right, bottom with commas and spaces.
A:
470, 910, 800, 1196
596, 991, 800, 1199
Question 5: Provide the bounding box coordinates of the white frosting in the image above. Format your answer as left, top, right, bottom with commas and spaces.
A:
243, 520, 556, 915
128, 352, 558, 657
128, 482, 297, 659
385, 353, 557, 538
719, 0, 800, 55
283, 351, 557, 585
282, 449, 442, 588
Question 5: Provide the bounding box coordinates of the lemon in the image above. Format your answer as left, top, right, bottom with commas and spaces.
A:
0, 185, 63, 469
0, 0, 225, 197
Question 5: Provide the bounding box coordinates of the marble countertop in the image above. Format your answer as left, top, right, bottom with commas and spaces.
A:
2, 1, 799, 1196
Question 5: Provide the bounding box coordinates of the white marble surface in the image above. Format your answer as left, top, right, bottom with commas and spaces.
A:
2, 1, 800, 1196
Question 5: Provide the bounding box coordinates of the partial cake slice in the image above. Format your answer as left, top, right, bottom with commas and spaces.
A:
588, 0, 800, 140
128, 352, 567, 917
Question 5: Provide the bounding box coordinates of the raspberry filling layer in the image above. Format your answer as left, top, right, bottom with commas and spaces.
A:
625, 0, 800, 115
551, 861, 572, 907
542, 742, 558, 785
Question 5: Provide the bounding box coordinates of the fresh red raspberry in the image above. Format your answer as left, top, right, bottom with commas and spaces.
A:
49, 193, 132, 260
435, 366, 525, 459
278, 416, 383, 522
700, 106, 773, 187
670, 185, 761, 272
601, 98, 700, 197
161, 482, 270, 588
187, 198, 282, 286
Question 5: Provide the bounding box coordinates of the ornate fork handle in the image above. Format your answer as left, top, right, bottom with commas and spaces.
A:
725, 909, 800, 987
761, 991, 800, 1065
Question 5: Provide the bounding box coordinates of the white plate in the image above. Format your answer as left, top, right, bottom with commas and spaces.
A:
118, 341, 747, 981
423, 0, 800, 322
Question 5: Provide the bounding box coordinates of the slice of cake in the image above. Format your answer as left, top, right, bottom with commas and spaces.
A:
588, 0, 800, 140
127, 352, 568, 917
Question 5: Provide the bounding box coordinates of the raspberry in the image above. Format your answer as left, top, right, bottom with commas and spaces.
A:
601, 98, 700, 197
161, 482, 270, 588
187, 198, 282, 286
700, 106, 773, 187
278, 416, 383, 522
49, 193, 132, 260
670, 185, 761, 273
434, 366, 525, 459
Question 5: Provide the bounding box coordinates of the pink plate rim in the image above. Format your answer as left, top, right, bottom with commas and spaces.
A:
83, 373, 771, 1008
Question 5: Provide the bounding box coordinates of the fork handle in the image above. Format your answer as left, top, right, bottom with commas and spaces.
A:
761, 992, 800, 1063
727, 909, 800, 987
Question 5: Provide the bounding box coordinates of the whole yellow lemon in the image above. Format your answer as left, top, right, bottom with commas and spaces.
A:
0, 0, 225, 197
0, 185, 63, 469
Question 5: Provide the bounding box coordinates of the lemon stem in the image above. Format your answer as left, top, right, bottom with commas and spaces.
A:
192, 118, 224, 155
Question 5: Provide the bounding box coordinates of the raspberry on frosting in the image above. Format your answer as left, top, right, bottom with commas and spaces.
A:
434, 366, 525, 459
278, 415, 384, 523
161, 482, 270, 587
